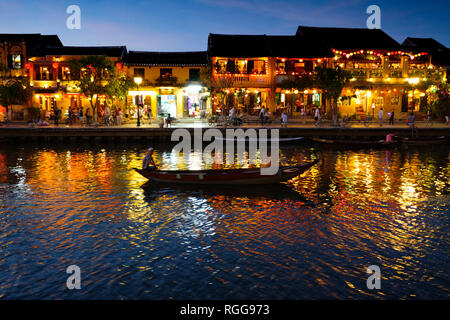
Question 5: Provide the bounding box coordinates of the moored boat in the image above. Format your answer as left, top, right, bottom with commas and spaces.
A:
215, 136, 304, 143
401, 136, 447, 146
134, 159, 318, 185
311, 137, 398, 149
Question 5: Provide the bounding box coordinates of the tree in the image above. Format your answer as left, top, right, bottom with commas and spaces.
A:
69, 55, 115, 124
0, 63, 9, 84
105, 72, 134, 113
315, 66, 351, 125
0, 78, 32, 121
430, 87, 450, 119
200, 61, 234, 120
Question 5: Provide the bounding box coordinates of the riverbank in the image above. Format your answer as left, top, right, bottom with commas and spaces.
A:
1, 123, 449, 143
1, 118, 449, 143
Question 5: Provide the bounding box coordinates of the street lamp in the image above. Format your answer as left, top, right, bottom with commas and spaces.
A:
134, 77, 143, 127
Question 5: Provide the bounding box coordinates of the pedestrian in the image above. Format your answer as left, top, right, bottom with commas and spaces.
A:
147, 107, 152, 124
117, 109, 123, 126
407, 112, 415, 127
259, 106, 266, 125
105, 106, 111, 125
314, 106, 320, 126
85, 108, 91, 125
389, 110, 394, 125
79, 108, 84, 124
378, 108, 383, 126
281, 111, 288, 127
54, 107, 60, 126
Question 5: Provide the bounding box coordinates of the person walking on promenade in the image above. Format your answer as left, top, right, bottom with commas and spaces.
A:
389, 110, 394, 125
281, 111, 288, 127
259, 106, 266, 125
314, 106, 320, 127
117, 109, 123, 126
407, 112, 415, 128
54, 107, 60, 126
85, 108, 91, 125
378, 108, 384, 126
79, 108, 84, 125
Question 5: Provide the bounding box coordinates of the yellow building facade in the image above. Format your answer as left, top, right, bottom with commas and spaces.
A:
123, 51, 210, 119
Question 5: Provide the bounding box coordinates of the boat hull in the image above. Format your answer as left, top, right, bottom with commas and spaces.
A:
215, 137, 304, 144
401, 136, 447, 146
311, 137, 398, 149
134, 160, 318, 185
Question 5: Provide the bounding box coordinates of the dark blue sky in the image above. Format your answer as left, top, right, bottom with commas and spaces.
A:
0, 0, 448, 51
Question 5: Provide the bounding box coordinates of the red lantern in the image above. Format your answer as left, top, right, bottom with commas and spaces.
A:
25, 63, 31, 69
116, 62, 122, 69
52, 62, 59, 69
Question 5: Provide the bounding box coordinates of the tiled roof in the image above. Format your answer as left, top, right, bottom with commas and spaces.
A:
125, 51, 208, 66
37, 46, 127, 58
296, 26, 401, 51
207, 34, 333, 58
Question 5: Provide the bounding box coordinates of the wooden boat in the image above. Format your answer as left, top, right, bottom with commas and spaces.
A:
311, 137, 398, 149
134, 159, 318, 185
214, 136, 304, 143
401, 136, 447, 146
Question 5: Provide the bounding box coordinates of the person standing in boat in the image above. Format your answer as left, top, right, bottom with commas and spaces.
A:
142, 148, 157, 171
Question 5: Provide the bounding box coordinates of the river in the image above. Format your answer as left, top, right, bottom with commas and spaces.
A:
0, 141, 448, 299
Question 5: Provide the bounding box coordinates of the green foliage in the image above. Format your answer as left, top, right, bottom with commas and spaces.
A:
69, 55, 115, 123
105, 73, 134, 110
314, 66, 351, 124
430, 88, 450, 119
0, 79, 32, 117
28, 106, 41, 121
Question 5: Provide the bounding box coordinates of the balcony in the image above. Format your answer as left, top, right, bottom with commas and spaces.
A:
215, 74, 270, 87
155, 76, 178, 86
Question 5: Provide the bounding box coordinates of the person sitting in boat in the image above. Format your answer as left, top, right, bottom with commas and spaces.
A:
142, 148, 157, 171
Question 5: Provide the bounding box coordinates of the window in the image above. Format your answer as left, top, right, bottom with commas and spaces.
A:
160, 68, 172, 78
189, 68, 200, 81
10, 54, 22, 69
134, 68, 145, 78
61, 67, 71, 80
40, 66, 52, 80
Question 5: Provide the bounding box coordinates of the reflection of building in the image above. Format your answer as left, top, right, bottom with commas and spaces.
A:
29, 46, 126, 119
123, 51, 210, 118
296, 26, 448, 118
207, 34, 333, 115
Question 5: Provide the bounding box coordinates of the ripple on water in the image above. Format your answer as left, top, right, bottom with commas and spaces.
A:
0, 144, 448, 299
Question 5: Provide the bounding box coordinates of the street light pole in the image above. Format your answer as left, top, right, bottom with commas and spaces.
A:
134, 77, 143, 127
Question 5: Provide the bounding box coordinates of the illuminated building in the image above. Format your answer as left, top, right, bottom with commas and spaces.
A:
123, 51, 210, 118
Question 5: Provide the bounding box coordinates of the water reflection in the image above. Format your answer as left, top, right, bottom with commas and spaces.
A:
0, 143, 448, 299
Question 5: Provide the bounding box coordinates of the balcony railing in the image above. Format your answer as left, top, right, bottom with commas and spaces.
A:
215, 74, 270, 86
